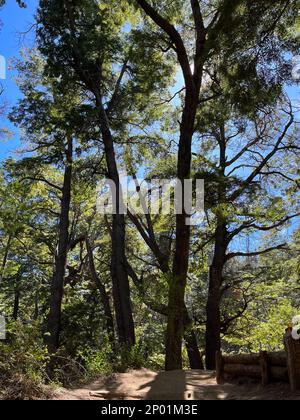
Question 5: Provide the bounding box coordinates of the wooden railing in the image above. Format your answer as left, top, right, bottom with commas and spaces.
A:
216, 333, 300, 391
216, 350, 288, 386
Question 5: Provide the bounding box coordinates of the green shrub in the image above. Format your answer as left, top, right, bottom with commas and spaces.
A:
77, 340, 114, 378
117, 341, 146, 372
0, 320, 52, 400
78, 341, 147, 376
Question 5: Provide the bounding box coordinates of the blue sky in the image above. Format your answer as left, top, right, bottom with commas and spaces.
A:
0, 0, 38, 159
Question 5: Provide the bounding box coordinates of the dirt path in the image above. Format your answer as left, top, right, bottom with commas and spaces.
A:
55, 369, 300, 400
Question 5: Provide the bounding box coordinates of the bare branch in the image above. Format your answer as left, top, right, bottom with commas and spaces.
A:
226, 243, 287, 261
230, 111, 294, 201
229, 213, 300, 240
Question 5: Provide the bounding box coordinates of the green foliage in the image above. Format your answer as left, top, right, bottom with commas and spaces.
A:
78, 341, 148, 377
0, 0, 299, 396
0, 321, 49, 380
78, 343, 114, 377
117, 342, 146, 372
0, 321, 51, 400
225, 299, 298, 353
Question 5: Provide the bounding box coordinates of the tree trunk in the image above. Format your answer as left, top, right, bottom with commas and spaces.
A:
205, 125, 229, 370
165, 90, 199, 371
34, 290, 39, 320
46, 137, 73, 354
86, 238, 115, 346
12, 275, 20, 321
0, 233, 12, 284
205, 222, 227, 370
134, 0, 206, 373
96, 95, 135, 347
128, 212, 203, 369
183, 308, 204, 369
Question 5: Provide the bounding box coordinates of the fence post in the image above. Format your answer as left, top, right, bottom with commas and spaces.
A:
284, 332, 300, 391
259, 351, 270, 387
216, 351, 224, 384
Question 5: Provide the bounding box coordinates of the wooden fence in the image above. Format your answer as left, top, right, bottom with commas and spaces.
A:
216, 350, 288, 386
216, 333, 300, 390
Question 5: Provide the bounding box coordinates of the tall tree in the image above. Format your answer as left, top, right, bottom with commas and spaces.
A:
133, 0, 299, 369
194, 98, 299, 368
9, 53, 95, 352
36, 0, 174, 348
37, 0, 136, 346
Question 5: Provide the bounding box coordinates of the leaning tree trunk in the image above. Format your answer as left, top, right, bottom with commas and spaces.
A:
46, 137, 73, 354
86, 238, 115, 346
205, 222, 227, 370
97, 95, 135, 347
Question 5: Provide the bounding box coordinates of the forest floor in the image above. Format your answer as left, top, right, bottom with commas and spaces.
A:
54, 369, 300, 400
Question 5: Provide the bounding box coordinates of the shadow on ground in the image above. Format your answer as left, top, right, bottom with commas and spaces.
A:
55, 369, 300, 400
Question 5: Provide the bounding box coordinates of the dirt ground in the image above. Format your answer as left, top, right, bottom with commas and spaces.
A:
54, 369, 300, 400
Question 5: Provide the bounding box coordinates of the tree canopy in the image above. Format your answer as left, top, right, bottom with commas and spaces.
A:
0, 0, 299, 398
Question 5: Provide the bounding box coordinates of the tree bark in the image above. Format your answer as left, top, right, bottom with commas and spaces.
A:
62, 23, 135, 346
0, 233, 12, 284
205, 124, 228, 370
134, 0, 206, 372
183, 308, 204, 369
46, 137, 73, 354
86, 238, 115, 346
127, 259, 203, 369
166, 89, 199, 371
12, 274, 20, 321
205, 222, 227, 370
34, 291, 39, 320
96, 94, 135, 347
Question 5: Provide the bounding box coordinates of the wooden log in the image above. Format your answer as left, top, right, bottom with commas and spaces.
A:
223, 363, 261, 378
268, 351, 286, 367
223, 354, 259, 366
260, 351, 270, 386
216, 351, 224, 384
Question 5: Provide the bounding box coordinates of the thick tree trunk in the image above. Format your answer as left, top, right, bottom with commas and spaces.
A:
205, 125, 229, 370
183, 308, 204, 369
97, 95, 135, 347
205, 265, 222, 370
86, 238, 115, 346
165, 90, 199, 371
128, 212, 203, 369
46, 137, 73, 354
205, 222, 227, 370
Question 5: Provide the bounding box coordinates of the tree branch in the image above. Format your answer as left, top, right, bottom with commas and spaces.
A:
230, 110, 294, 201
135, 0, 194, 90
190, 0, 206, 84
228, 213, 300, 240
226, 243, 287, 261
106, 59, 129, 116
21, 176, 63, 192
